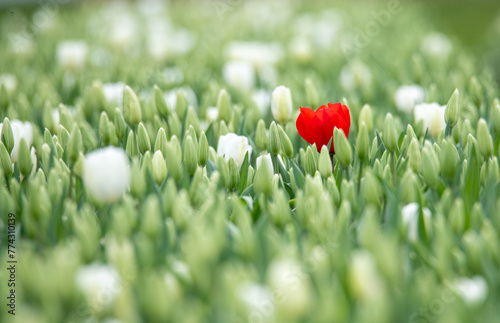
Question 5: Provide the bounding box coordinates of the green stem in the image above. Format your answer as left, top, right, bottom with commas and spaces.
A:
357, 161, 363, 193
391, 152, 396, 187
271, 154, 279, 174
68, 164, 74, 199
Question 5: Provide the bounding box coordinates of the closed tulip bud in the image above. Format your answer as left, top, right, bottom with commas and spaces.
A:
227, 158, 239, 191
461, 119, 473, 143
123, 85, 142, 126
363, 170, 382, 205
408, 138, 421, 172
175, 89, 188, 118
73, 153, 84, 178
58, 124, 70, 148
318, 146, 332, 178
477, 118, 493, 158
152, 150, 167, 185
217, 89, 231, 124
137, 122, 151, 154
126, 130, 139, 157
383, 113, 398, 152
449, 198, 465, 234
278, 124, 293, 158
186, 107, 201, 136
0, 142, 12, 176
334, 127, 352, 167
254, 155, 272, 196
440, 138, 459, 179
99, 112, 117, 146
268, 121, 281, 155
18, 138, 32, 178
370, 136, 378, 160
154, 128, 168, 157
445, 88, 460, 127
271, 85, 293, 124
141, 151, 152, 175
1, 118, 14, 154
305, 146, 317, 175
305, 78, 319, 108
113, 108, 127, 140
356, 122, 369, 161
216, 156, 230, 188
358, 104, 373, 132
422, 141, 440, 188
487, 157, 500, 183
168, 114, 182, 138
183, 136, 198, 175
130, 158, 145, 198
67, 128, 82, 164
401, 170, 420, 203
165, 142, 182, 183
255, 119, 267, 151
492, 98, 500, 134
154, 85, 169, 118
197, 131, 209, 166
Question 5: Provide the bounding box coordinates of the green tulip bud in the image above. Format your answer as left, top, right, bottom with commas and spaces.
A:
305, 78, 319, 109
449, 198, 465, 234
80, 122, 98, 151
268, 121, 281, 155
141, 151, 152, 175
334, 127, 352, 167
217, 89, 231, 124
358, 104, 373, 132
165, 142, 182, 183
408, 138, 421, 173
318, 146, 332, 178
67, 127, 82, 164
183, 136, 198, 175
383, 113, 398, 152
1, 118, 14, 154
137, 122, 151, 154
126, 130, 139, 157
422, 141, 440, 188
439, 138, 459, 179
57, 124, 70, 149
227, 158, 239, 191
278, 124, 293, 158
152, 150, 168, 185
369, 136, 378, 161
130, 158, 146, 198
18, 138, 32, 178
113, 108, 127, 141
198, 132, 209, 166
58, 104, 73, 131
170, 135, 183, 164
492, 98, 500, 134
487, 157, 500, 183
216, 156, 230, 188
154, 85, 169, 118
444, 88, 459, 127
461, 119, 473, 144
218, 120, 229, 136
175, 89, 188, 118
73, 153, 84, 178
271, 85, 293, 124
186, 107, 201, 136
363, 170, 382, 205
154, 128, 168, 158
401, 170, 420, 203
477, 118, 493, 158
305, 146, 317, 175
168, 113, 182, 139
0, 142, 12, 177
254, 155, 272, 196
356, 122, 369, 162
123, 85, 142, 126
99, 112, 117, 146
255, 119, 267, 151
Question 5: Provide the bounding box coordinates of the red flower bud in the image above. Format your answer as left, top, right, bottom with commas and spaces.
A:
296, 103, 350, 153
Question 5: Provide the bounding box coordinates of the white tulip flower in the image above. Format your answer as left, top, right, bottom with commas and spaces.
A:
453, 276, 488, 306
401, 203, 431, 242
252, 89, 271, 117
0, 120, 33, 163
421, 32, 452, 59
206, 107, 219, 123
238, 282, 275, 320
271, 85, 293, 124
56, 40, 88, 70
0, 74, 18, 94
394, 85, 425, 113
223, 61, 255, 92
102, 82, 125, 107
83, 147, 131, 204
76, 264, 121, 307
217, 133, 252, 168
414, 102, 446, 137
256, 153, 285, 174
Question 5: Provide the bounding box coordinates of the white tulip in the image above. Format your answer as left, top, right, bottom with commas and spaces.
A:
56, 40, 88, 70
238, 282, 275, 321
76, 264, 121, 307
349, 250, 384, 301
271, 85, 293, 124
289, 36, 313, 63
401, 203, 431, 242
223, 61, 255, 92
206, 107, 219, 122
102, 82, 125, 107
83, 147, 131, 204
252, 89, 271, 117
217, 133, 252, 168
421, 32, 452, 59
394, 85, 425, 113
340, 61, 372, 91
164, 86, 198, 112
0, 120, 33, 163
453, 276, 488, 306
256, 153, 285, 174
414, 102, 446, 137
0, 74, 18, 94
224, 41, 283, 69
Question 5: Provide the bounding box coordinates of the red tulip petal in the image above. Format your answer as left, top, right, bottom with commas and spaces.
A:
296, 107, 316, 144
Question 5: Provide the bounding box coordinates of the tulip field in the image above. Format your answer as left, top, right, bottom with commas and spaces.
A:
2, 0, 500, 322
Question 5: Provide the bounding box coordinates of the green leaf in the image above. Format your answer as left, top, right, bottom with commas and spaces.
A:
237, 152, 249, 193
291, 160, 304, 190
463, 146, 480, 230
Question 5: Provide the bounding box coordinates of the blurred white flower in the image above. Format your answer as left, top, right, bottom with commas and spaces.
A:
453, 276, 488, 306
271, 85, 293, 123
289, 36, 313, 63
421, 32, 452, 59
217, 133, 252, 168
108, 12, 138, 50
161, 67, 184, 85
0, 74, 18, 94
137, 0, 167, 17
83, 147, 131, 204
268, 258, 311, 317
340, 61, 372, 91
238, 282, 275, 319
349, 250, 384, 301
294, 10, 343, 48
225, 41, 283, 69
56, 40, 88, 70
164, 86, 198, 111
102, 82, 126, 107
0, 120, 33, 163
76, 264, 121, 306
401, 203, 431, 242
256, 153, 285, 174
414, 102, 446, 137
206, 107, 219, 123
252, 89, 271, 116
394, 85, 425, 113
223, 61, 255, 92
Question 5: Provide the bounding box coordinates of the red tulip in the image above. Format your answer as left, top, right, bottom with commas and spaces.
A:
296, 102, 351, 153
